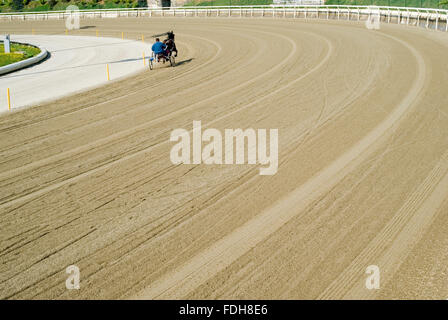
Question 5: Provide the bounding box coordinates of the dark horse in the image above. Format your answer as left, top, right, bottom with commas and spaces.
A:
165, 31, 178, 57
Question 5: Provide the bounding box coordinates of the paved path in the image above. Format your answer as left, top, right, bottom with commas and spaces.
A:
0, 35, 150, 112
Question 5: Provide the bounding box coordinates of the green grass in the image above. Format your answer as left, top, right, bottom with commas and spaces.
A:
0, 0, 147, 13
325, 0, 448, 9
0, 43, 41, 67
184, 0, 273, 7
184, 0, 447, 8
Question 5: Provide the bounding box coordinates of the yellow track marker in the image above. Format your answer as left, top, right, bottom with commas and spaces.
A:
96, 30, 99, 37
121, 31, 124, 40
106, 64, 110, 81
65, 29, 68, 35
143, 52, 146, 66
142, 34, 144, 43
7, 88, 11, 111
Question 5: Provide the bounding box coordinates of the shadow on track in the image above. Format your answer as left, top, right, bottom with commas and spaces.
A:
175, 58, 194, 66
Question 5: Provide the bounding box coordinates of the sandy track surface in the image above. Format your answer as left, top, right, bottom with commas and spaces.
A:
0, 35, 149, 112
0, 18, 448, 300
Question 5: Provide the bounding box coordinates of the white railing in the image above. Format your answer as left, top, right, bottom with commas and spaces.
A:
273, 0, 324, 4
0, 5, 447, 32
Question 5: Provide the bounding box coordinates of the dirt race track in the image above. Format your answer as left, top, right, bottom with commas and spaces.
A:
1, 17, 448, 300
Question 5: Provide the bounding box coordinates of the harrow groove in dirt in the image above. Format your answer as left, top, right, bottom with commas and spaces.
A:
1, 17, 448, 299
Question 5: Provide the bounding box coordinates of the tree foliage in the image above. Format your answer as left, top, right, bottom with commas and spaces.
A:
11, 0, 24, 10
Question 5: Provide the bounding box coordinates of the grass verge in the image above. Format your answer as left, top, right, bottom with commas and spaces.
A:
184, 0, 273, 6
0, 42, 41, 67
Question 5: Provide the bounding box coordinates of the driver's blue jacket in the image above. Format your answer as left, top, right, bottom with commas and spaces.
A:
152, 42, 166, 54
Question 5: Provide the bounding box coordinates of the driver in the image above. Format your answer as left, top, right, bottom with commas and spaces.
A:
163, 39, 170, 57
152, 38, 166, 62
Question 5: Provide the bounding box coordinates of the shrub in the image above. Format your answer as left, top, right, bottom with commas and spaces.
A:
11, 0, 24, 10
27, 0, 43, 8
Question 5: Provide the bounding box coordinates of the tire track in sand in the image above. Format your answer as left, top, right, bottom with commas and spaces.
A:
318, 149, 448, 299
131, 32, 427, 300
0, 28, 266, 179
0, 34, 218, 132
0, 29, 301, 209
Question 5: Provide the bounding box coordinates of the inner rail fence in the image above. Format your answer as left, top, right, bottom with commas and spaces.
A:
1, 5, 447, 32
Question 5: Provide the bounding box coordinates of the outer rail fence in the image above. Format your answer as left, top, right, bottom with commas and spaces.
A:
0, 5, 447, 32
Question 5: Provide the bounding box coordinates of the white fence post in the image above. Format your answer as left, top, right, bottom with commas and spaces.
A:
436, 13, 439, 31
446, 13, 448, 31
